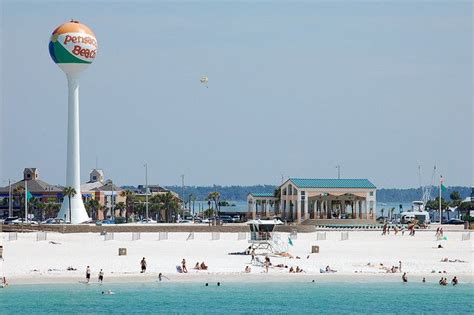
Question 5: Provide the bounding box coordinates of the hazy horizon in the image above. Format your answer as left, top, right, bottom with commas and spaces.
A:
1, 1, 472, 189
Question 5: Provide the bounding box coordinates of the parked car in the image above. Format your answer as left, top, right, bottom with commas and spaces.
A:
12, 218, 38, 225
444, 219, 465, 225
140, 218, 157, 224
3, 217, 19, 225
201, 217, 220, 224
219, 215, 235, 223
42, 218, 65, 224
178, 219, 192, 224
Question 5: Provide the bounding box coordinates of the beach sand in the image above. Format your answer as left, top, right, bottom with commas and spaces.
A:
1, 230, 472, 285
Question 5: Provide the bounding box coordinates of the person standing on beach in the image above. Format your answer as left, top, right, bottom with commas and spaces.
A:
86, 266, 91, 283
98, 269, 104, 283
140, 257, 147, 273
182, 259, 188, 273
399, 261, 402, 272
251, 248, 255, 263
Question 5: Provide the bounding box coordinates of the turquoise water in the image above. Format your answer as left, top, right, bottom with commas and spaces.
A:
1, 282, 472, 314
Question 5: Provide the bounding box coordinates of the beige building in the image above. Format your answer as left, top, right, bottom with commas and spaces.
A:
249, 178, 376, 224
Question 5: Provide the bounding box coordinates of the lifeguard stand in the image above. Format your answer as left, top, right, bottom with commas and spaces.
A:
247, 219, 287, 254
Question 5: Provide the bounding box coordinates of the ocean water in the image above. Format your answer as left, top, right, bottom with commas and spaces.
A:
1, 282, 472, 314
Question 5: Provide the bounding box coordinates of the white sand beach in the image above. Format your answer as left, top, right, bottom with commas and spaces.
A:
1, 230, 472, 285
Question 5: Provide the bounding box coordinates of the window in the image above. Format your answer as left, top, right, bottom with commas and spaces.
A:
369, 191, 374, 196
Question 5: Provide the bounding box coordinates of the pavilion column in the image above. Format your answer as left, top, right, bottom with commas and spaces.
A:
251, 200, 256, 220
303, 192, 309, 220
358, 200, 362, 219
363, 200, 368, 219
296, 191, 301, 223
329, 200, 332, 219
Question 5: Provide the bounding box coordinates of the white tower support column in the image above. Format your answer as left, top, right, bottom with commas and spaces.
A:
57, 74, 89, 224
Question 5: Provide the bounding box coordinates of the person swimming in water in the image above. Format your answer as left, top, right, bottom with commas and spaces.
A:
402, 273, 408, 282
101, 290, 115, 295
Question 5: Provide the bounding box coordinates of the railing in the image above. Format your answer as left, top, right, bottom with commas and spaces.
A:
250, 232, 273, 241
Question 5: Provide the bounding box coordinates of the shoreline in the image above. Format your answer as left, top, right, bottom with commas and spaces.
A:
7, 273, 474, 285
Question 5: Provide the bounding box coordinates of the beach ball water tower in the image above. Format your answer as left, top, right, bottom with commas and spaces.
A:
49, 20, 97, 223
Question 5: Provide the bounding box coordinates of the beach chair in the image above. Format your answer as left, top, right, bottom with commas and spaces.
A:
252, 256, 265, 267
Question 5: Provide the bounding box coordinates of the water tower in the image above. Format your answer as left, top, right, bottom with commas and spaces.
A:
49, 20, 98, 223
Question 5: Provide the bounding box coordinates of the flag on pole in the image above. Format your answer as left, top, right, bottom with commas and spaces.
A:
288, 237, 293, 246
26, 191, 33, 201
440, 176, 447, 193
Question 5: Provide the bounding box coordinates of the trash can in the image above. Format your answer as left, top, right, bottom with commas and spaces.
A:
118, 248, 127, 256
311, 245, 319, 253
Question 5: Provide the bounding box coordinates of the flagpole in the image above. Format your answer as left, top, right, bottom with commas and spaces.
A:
439, 176, 442, 224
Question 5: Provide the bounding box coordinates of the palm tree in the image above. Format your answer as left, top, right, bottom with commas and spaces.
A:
29, 197, 40, 221
115, 202, 126, 218
85, 199, 100, 221
206, 191, 221, 217
63, 187, 76, 223
44, 202, 60, 219
36, 202, 45, 221
161, 192, 177, 222
120, 190, 135, 222
13, 185, 25, 214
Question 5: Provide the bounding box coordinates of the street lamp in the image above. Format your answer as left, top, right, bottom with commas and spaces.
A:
144, 163, 148, 222
111, 180, 115, 220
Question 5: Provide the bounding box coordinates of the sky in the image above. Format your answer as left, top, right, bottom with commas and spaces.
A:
0, 0, 472, 189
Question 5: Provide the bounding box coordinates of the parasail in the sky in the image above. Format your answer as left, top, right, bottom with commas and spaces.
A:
200, 76, 208, 88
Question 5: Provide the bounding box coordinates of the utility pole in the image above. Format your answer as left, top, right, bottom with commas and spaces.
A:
8, 179, 12, 217
111, 180, 114, 219
181, 175, 185, 211
336, 165, 341, 179
25, 179, 28, 222
144, 163, 148, 222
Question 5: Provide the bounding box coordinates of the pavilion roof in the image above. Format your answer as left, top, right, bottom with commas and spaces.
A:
289, 178, 376, 189
248, 192, 275, 198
